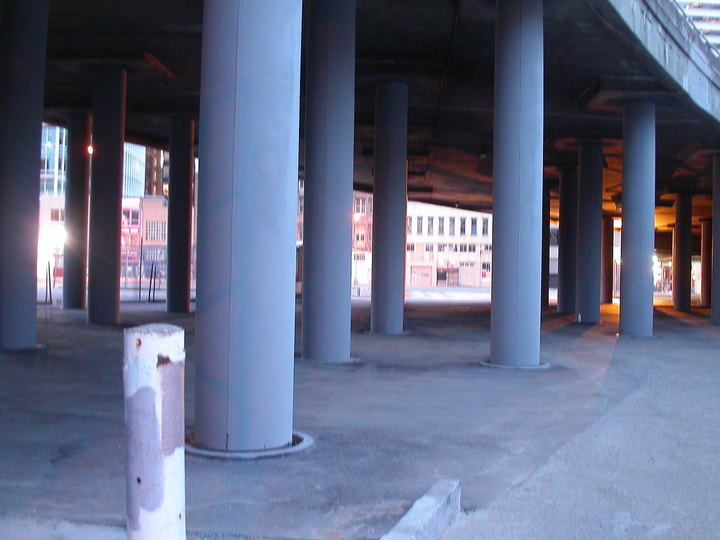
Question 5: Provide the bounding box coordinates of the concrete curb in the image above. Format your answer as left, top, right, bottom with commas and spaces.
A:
381, 479, 461, 540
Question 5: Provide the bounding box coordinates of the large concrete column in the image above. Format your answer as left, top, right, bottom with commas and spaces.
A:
87, 67, 126, 324
541, 178, 551, 309
575, 141, 603, 324
600, 215, 614, 304
557, 168, 578, 314
166, 117, 194, 313
302, 0, 355, 362
672, 193, 692, 312
63, 113, 92, 310
371, 81, 408, 335
713, 156, 720, 324
0, 1, 49, 349
700, 218, 711, 307
620, 101, 655, 337
490, 0, 544, 367
194, 0, 302, 452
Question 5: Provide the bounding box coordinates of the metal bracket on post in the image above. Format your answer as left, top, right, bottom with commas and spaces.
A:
123, 324, 186, 539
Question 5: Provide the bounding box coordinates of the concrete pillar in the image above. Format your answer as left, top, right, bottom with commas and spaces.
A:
600, 215, 614, 304
575, 141, 603, 324
371, 81, 408, 335
701, 218, 711, 307
557, 168, 578, 314
672, 193, 692, 312
166, 117, 194, 313
541, 178, 551, 309
88, 67, 126, 324
490, 0, 543, 367
63, 113, 92, 310
0, 0, 49, 349
123, 324, 185, 539
620, 101, 655, 337
302, 0, 355, 362
194, 0, 302, 452
713, 156, 720, 324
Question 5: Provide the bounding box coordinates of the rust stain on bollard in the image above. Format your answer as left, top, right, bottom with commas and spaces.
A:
157, 354, 171, 367
125, 387, 164, 531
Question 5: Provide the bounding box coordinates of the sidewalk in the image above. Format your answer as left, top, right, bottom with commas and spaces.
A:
0, 299, 718, 538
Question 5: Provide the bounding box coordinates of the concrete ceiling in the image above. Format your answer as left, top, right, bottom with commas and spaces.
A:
44, 0, 720, 230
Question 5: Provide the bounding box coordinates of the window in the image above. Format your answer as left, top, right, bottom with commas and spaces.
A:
145, 221, 167, 242
460, 244, 468, 252
460, 217, 466, 235
481, 262, 491, 271
298, 197, 304, 214
122, 209, 139, 227
438, 217, 445, 235
482, 217, 489, 236
407, 216, 412, 234
354, 253, 366, 261
449, 217, 455, 235
427, 217, 434, 235
438, 244, 447, 252
355, 232, 365, 242
425, 244, 434, 252
354, 197, 366, 214
471, 218, 477, 236
50, 208, 65, 222
407, 243, 415, 252
469, 244, 477, 252
368, 198, 373, 216
417, 216, 423, 235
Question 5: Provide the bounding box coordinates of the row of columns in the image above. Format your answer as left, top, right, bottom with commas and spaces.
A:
3, 0, 720, 454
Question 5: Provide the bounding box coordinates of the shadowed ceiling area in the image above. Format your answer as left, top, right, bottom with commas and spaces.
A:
43, 0, 720, 230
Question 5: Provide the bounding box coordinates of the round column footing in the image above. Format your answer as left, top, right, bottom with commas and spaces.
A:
185, 431, 314, 460
299, 356, 362, 365
3, 343, 48, 353
481, 360, 550, 370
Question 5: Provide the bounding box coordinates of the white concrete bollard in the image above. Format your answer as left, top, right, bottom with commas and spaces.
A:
123, 324, 186, 539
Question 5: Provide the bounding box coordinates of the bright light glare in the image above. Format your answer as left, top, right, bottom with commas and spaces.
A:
87, 145, 94, 155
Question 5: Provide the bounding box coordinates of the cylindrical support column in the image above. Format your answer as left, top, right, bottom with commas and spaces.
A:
166, 117, 194, 314
557, 168, 578, 314
490, 0, 544, 366
600, 215, 614, 304
672, 193, 692, 312
0, 0, 49, 349
713, 155, 720, 324
302, 0, 355, 362
620, 101, 656, 337
541, 178, 551, 309
371, 81, 408, 335
123, 324, 185, 539
88, 66, 126, 324
575, 141, 603, 324
63, 113, 92, 310
194, 0, 302, 452
701, 218, 712, 307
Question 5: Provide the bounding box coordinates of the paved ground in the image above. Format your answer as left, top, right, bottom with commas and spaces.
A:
0, 295, 718, 539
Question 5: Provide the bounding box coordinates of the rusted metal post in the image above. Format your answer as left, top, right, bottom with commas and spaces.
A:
123, 324, 186, 539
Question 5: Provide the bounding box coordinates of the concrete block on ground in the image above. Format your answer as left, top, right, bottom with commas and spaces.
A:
381, 479, 460, 540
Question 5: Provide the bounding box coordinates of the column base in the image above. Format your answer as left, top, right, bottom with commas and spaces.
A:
481, 360, 550, 370
2, 343, 48, 353
300, 356, 362, 365
185, 431, 314, 460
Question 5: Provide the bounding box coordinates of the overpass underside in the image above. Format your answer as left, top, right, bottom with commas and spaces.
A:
1, 0, 720, 531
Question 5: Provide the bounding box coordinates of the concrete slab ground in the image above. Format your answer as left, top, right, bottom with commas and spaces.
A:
0, 297, 718, 539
